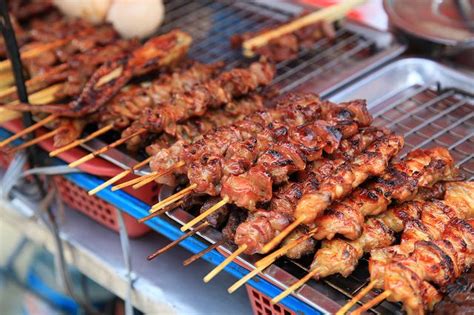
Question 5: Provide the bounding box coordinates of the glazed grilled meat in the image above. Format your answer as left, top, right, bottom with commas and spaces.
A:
231, 14, 336, 62
234, 127, 389, 255
313, 147, 457, 240
306, 151, 457, 281
9, 30, 193, 117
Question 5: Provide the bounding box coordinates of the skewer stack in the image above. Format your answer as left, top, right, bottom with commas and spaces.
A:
2, 2, 472, 314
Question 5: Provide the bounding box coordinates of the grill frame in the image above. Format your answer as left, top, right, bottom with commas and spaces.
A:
162, 58, 474, 314
77, 0, 404, 172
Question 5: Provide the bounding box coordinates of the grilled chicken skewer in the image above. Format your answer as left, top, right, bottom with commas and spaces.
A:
6, 30, 193, 117
148, 93, 326, 187
232, 127, 390, 257
356, 209, 474, 315
270, 148, 456, 303
226, 127, 390, 292
259, 132, 404, 253
176, 97, 372, 233
1, 30, 192, 154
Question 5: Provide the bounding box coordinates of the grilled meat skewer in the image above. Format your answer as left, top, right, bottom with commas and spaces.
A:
234, 127, 390, 255
122, 60, 275, 141
231, 14, 336, 62
6, 30, 193, 117
305, 148, 457, 280
369, 181, 474, 287
380, 217, 474, 314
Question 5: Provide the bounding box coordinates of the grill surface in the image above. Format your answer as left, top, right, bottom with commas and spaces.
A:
159, 0, 390, 93
372, 86, 473, 180
80, 0, 403, 171
162, 59, 474, 314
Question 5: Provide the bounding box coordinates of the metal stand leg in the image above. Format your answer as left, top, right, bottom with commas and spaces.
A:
116, 209, 135, 315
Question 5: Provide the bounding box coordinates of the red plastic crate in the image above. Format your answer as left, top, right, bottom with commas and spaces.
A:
54, 176, 150, 238
2, 119, 158, 237
246, 285, 296, 315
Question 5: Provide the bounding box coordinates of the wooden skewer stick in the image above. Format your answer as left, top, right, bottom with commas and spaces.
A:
50, 124, 114, 157
68, 128, 146, 168
132, 160, 185, 190
0, 71, 15, 88
255, 228, 318, 268
181, 196, 230, 232
111, 171, 158, 191
336, 280, 377, 315
351, 290, 392, 315
149, 183, 198, 213
0, 114, 58, 148
0, 38, 69, 73
261, 215, 307, 254
8, 127, 65, 154
88, 156, 153, 196
203, 244, 248, 283
183, 239, 225, 267
271, 267, 319, 304
138, 201, 183, 223
0, 63, 69, 99
229, 228, 319, 293
7, 82, 64, 105
242, 0, 366, 57
147, 221, 210, 261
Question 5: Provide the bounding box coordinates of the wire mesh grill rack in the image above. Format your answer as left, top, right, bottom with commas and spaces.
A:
158, 0, 401, 94
160, 59, 473, 314
372, 86, 473, 180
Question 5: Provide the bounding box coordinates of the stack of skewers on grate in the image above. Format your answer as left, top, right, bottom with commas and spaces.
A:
1, 2, 473, 315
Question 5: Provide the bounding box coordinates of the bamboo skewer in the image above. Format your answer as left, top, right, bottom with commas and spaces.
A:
0, 114, 58, 148
50, 124, 114, 157
88, 156, 153, 195
242, 0, 366, 57
351, 290, 392, 315
0, 38, 69, 73
137, 201, 183, 223
229, 228, 319, 293
68, 128, 147, 168
111, 171, 157, 191
180, 196, 229, 232
336, 280, 377, 315
147, 222, 210, 260
149, 184, 197, 213
8, 127, 65, 153
271, 268, 319, 304
7, 82, 64, 105
183, 239, 225, 267
256, 228, 318, 268
203, 244, 248, 283
0, 71, 15, 88
261, 215, 307, 254
0, 63, 69, 100
132, 161, 185, 190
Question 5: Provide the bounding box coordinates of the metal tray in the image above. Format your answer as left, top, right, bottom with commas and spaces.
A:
162, 58, 474, 314
76, 0, 404, 174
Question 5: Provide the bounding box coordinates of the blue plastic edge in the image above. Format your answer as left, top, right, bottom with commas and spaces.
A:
0, 127, 320, 315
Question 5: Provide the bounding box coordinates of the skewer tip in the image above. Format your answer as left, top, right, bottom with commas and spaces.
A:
203, 244, 247, 283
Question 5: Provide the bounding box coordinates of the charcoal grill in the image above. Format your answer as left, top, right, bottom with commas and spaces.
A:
162, 58, 474, 314
77, 0, 404, 171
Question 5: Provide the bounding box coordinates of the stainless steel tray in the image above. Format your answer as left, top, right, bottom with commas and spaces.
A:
77, 0, 404, 174
162, 58, 474, 314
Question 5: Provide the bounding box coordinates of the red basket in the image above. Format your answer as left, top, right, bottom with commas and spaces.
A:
54, 176, 150, 238
246, 285, 296, 315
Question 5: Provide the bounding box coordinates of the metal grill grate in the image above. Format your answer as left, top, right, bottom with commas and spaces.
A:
372, 86, 474, 180
272, 84, 474, 314
159, 0, 382, 93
